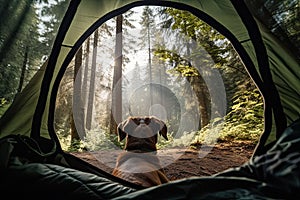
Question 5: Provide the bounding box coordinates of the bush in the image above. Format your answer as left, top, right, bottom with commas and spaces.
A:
191, 88, 263, 145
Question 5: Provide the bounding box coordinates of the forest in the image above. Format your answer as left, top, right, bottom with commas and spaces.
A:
3, 0, 298, 153
54, 6, 264, 151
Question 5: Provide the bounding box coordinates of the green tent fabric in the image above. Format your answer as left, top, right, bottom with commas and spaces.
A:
0, 0, 299, 199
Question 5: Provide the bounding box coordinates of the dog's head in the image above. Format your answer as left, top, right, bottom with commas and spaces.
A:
117, 116, 168, 152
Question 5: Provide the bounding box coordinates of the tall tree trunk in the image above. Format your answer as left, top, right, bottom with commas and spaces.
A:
82, 37, 90, 108
110, 15, 123, 135
147, 19, 153, 107
187, 36, 210, 129
86, 30, 98, 130
71, 46, 85, 142
17, 46, 28, 94
188, 75, 210, 128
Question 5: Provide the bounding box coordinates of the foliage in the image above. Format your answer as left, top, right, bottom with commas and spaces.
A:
0, 0, 39, 101
59, 127, 124, 152
0, 0, 69, 118
221, 87, 264, 141
157, 132, 174, 149
154, 49, 199, 77
58, 79, 263, 151
170, 131, 197, 147
162, 8, 228, 64
192, 87, 263, 145
39, 0, 70, 51
55, 6, 264, 152
81, 129, 121, 151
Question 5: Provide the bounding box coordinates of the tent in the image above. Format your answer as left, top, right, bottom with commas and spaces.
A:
0, 0, 299, 199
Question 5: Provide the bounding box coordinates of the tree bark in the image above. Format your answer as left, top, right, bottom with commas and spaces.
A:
82, 37, 90, 109
86, 30, 98, 130
186, 36, 210, 129
71, 46, 84, 142
17, 46, 28, 94
110, 15, 123, 134
188, 75, 210, 128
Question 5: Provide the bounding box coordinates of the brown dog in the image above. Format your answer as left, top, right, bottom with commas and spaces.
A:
112, 116, 169, 187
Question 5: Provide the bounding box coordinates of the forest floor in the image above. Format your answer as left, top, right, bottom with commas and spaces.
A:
71, 140, 256, 181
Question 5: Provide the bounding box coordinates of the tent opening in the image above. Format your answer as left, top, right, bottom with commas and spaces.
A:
54, 5, 264, 183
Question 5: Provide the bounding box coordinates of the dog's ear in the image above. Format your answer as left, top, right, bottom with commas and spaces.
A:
151, 117, 168, 141
117, 121, 127, 142
117, 117, 137, 141
159, 122, 168, 141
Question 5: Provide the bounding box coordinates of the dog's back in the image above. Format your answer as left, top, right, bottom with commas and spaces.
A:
112, 116, 169, 187
112, 151, 169, 187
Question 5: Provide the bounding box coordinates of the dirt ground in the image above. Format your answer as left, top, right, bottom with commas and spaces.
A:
71, 140, 256, 181
163, 141, 256, 180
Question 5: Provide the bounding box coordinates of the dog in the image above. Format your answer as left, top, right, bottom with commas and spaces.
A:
112, 116, 169, 187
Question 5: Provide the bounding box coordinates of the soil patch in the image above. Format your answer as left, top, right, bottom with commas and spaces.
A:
71, 140, 256, 181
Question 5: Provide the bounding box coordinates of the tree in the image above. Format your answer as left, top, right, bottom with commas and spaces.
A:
110, 15, 123, 135
70, 46, 85, 143
39, 0, 70, 56
82, 37, 90, 108
0, 0, 41, 102
0, 0, 69, 117
139, 7, 156, 105
155, 7, 262, 134
17, 46, 29, 94
86, 30, 99, 130
154, 8, 214, 128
